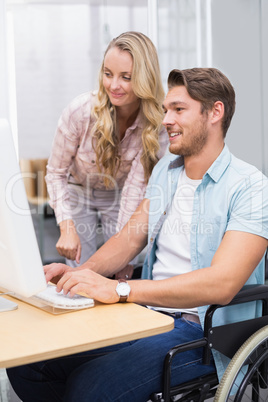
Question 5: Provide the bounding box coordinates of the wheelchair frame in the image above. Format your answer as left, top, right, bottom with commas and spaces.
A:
150, 284, 268, 402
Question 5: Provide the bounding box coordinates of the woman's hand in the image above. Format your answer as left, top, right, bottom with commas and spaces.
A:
56, 219, 81, 263
115, 264, 134, 280
56, 269, 119, 304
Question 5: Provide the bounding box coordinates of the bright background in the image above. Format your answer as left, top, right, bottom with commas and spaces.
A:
1, 0, 268, 174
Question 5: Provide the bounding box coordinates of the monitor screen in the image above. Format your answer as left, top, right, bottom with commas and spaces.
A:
0, 119, 47, 305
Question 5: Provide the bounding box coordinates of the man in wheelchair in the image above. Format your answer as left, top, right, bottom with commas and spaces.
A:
8, 68, 268, 401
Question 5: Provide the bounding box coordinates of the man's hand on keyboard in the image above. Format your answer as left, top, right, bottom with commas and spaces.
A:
55, 268, 119, 304
44, 263, 73, 285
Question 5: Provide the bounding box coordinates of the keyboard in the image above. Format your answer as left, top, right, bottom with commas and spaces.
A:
34, 284, 94, 310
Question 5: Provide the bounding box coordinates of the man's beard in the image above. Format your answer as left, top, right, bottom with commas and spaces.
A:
169, 120, 208, 157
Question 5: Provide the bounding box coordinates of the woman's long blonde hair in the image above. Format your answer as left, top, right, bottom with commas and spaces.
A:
92, 31, 165, 187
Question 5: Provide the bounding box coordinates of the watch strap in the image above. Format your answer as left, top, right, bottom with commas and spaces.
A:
119, 294, 128, 303
117, 279, 129, 303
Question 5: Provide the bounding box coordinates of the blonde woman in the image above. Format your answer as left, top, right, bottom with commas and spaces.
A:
45, 31, 168, 278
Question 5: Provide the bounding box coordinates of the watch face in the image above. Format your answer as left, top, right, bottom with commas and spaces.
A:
117, 282, 130, 297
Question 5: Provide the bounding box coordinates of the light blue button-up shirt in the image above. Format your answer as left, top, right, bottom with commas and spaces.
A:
142, 144, 268, 380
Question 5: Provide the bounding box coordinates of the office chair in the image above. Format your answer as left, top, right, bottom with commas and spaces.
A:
150, 284, 268, 401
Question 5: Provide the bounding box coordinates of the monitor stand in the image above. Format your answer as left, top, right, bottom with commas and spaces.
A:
0, 296, 18, 312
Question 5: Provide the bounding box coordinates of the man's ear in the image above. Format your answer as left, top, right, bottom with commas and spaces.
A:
211, 101, 224, 124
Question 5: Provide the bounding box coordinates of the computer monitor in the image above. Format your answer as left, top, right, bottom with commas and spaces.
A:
0, 119, 47, 311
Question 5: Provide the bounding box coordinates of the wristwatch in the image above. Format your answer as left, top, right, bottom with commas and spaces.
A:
116, 279, 131, 302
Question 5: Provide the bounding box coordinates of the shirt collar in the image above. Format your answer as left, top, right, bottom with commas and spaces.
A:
168, 144, 231, 183
205, 144, 231, 182
128, 108, 145, 130
168, 154, 184, 170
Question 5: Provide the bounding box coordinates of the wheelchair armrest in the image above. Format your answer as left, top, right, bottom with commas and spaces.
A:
229, 284, 268, 305
164, 338, 208, 365
204, 284, 268, 334
215, 284, 268, 307
160, 338, 208, 401
202, 284, 268, 363
163, 285, 268, 365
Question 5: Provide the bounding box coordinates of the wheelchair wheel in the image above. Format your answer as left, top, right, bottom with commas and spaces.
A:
214, 325, 268, 401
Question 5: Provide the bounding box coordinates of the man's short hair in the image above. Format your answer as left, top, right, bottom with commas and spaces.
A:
168, 68, 236, 137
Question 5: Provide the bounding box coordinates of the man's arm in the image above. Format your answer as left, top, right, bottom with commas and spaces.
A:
53, 229, 267, 306
127, 230, 268, 307
45, 199, 149, 283
82, 198, 149, 276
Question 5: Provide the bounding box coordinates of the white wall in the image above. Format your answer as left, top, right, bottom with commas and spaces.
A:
261, 0, 268, 175
6, 0, 268, 175
0, 1, 9, 120
11, 4, 93, 159
7, 1, 148, 159
211, 0, 267, 174
157, 0, 268, 174
0, 0, 18, 153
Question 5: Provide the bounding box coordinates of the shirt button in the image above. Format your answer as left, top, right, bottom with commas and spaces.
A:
163, 211, 166, 215
150, 237, 154, 242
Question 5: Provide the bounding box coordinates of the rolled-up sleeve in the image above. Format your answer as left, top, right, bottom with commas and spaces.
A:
45, 95, 88, 223
227, 170, 268, 238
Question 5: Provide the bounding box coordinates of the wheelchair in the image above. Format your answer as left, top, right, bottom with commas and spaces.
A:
150, 284, 268, 401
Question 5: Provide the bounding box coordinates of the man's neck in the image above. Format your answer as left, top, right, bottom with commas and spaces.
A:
184, 142, 225, 180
